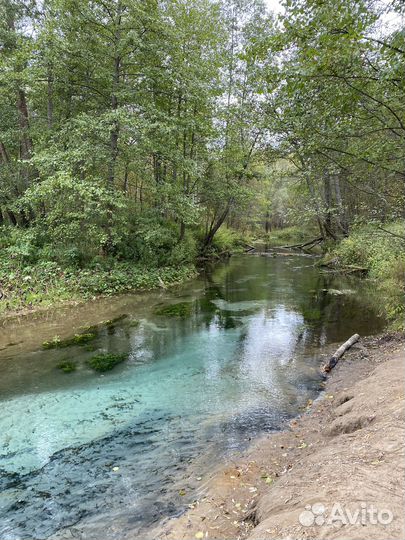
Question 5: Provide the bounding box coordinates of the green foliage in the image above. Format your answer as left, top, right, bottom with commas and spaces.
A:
87, 353, 128, 372
301, 307, 321, 322
20, 173, 129, 264
203, 227, 250, 255
0, 227, 41, 265
0, 246, 197, 316
123, 216, 197, 267
0, 0, 403, 324
328, 222, 405, 328
72, 263, 196, 296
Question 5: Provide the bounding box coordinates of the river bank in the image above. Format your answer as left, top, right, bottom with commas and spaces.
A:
0, 259, 197, 321
153, 332, 405, 540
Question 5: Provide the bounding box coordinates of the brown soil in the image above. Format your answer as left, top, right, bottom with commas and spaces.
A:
152, 334, 405, 540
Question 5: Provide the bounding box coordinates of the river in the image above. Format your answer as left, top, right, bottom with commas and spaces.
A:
0, 254, 385, 539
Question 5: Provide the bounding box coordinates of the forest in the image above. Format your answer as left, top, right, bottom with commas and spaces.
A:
0, 0, 404, 324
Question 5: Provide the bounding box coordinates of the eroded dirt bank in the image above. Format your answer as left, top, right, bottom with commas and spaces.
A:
153, 334, 404, 540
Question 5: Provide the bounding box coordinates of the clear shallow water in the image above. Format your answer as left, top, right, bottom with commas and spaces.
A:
0, 255, 385, 539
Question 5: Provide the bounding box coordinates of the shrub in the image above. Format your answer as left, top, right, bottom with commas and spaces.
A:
328, 222, 405, 328
203, 227, 250, 254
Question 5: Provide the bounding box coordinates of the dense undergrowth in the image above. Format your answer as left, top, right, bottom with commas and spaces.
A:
0, 255, 196, 316
200, 228, 251, 258
0, 222, 247, 316
324, 222, 405, 330
0, 225, 197, 316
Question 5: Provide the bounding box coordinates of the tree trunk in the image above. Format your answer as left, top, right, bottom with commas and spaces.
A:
17, 87, 34, 188
123, 162, 129, 193
108, 2, 122, 188
0, 141, 10, 163
6, 209, 18, 226
334, 173, 349, 236
179, 221, 186, 241
203, 199, 233, 249
305, 174, 327, 239
265, 211, 271, 233
323, 171, 333, 235
47, 63, 54, 129
108, 91, 119, 187
17, 89, 33, 160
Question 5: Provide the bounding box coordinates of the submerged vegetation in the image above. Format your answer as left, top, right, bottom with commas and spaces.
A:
57, 360, 77, 373
0, 0, 403, 326
43, 332, 97, 349
154, 302, 193, 318
87, 353, 128, 372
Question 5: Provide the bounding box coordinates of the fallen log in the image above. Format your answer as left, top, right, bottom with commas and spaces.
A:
280, 236, 323, 250
323, 333, 360, 373
319, 261, 368, 275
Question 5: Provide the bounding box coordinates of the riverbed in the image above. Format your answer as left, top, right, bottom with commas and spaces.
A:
0, 254, 385, 539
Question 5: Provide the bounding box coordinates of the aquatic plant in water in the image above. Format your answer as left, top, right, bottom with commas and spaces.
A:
57, 361, 77, 373
87, 353, 128, 372
42, 332, 98, 349
154, 302, 193, 318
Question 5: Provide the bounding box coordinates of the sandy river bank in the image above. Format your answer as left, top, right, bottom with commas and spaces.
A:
152, 333, 404, 540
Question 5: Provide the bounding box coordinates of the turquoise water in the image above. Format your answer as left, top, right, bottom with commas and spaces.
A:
0, 255, 385, 539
